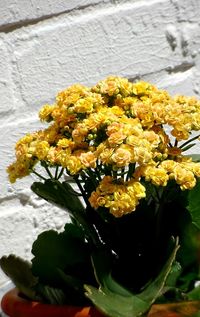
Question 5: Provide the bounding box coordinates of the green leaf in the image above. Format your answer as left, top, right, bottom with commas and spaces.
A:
0, 255, 39, 300
31, 179, 85, 215
58, 268, 85, 292
85, 239, 179, 317
85, 285, 149, 317
187, 181, 200, 230
31, 223, 90, 286
31, 179, 100, 245
185, 154, 200, 162
36, 284, 67, 305
165, 261, 182, 288
181, 143, 196, 152
91, 250, 132, 297
187, 283, 200, 300
137, 238, 179, 304
178, 224, 197, 265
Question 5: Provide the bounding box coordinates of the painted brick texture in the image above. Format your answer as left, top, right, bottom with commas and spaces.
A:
0, 0, 200, 283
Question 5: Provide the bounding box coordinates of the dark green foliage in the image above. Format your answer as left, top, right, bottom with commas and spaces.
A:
31, 179, 85, 216
1, 176, 200, 315
31, 223, 96, 305
85, 240, 179, 317
0, 255, 39, 300
187, 180, 200, 230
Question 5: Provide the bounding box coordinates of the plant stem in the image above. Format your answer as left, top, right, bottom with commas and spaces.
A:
42, 161, 53, 178
32, 169, 47, 181
126, 163, 135, 181
58, 167, 64, 179
55, 166, 59, 179
179, 134, 200, 149
86, 169, 98, 187
74, 175, 90, 208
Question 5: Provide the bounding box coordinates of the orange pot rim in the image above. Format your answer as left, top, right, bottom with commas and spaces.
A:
2, 287, 200, 317
1, 288, 104, 317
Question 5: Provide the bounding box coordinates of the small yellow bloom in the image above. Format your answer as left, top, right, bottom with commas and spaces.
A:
80, 151, 97, 169
7, 159, 35, 183
143, 165, 169, 187
99, 147, 114, 165
133, 146, 152, 164
34, 141, 50, 160
72, 124, 88, 143
39, 104, 55, 122
66, 156, 82, 175
172, 164, 196, 190
112, 146, 132, 167
57, 138, 74, 149
191, 162, 200, 177
108, 131, 126, 147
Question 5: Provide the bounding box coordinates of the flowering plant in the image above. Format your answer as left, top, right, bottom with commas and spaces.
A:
1, 76, 200, 317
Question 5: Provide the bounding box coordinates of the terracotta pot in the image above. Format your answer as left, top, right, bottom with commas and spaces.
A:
1, 288, 200, 317
1, 288, 104, 317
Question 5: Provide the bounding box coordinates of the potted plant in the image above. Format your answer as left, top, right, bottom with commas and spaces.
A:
1, 76, 200, 317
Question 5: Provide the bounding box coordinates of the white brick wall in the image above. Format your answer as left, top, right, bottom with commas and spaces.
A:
0, 0, 200, 283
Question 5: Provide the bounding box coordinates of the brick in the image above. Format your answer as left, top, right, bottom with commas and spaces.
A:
4, 0, 199, 112
0, 0, 111, 28
0, 40, 15, 115
171, 0, 200, 23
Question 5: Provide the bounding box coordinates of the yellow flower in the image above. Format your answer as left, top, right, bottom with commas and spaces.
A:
110, 192, 136, 217
92, 76, 132, 97
43, 124, 61, 144
171, 128, 190, 141
7, 158, 35, 183
108, 131, 126, 147
56, 149, 72, 167
127, 180, 146, 199
89, 176, 146, 217
39, 104, 55, 122
73, 97, 94, 114
56, 84, 90, 108
15, 134, 34, 159
84, 111, 107, 130
160, 160, 177, 173
173, 165, 196, 190
80, 151, 97, 169
88, 191, 100, 209
190, 162, 200, 177
72, 124, 88, 143
99, 146, 114, 165
66, 156, 82, 175
142, 130, 160, 148
132, 81, 153, 96
57, 138, 74, 149
112, 145, 132, 167
98, 176, 116, 194
34, 141, 50, 160
47, 147, 60, 164
133, 145, 153, 165
143, 165, 169, 187
106, 122, 124, 136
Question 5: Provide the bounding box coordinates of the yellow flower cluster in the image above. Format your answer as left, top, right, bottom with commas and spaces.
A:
7, 76, 200, 217
135, 158, 200, 190
89, 176, 146, 217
